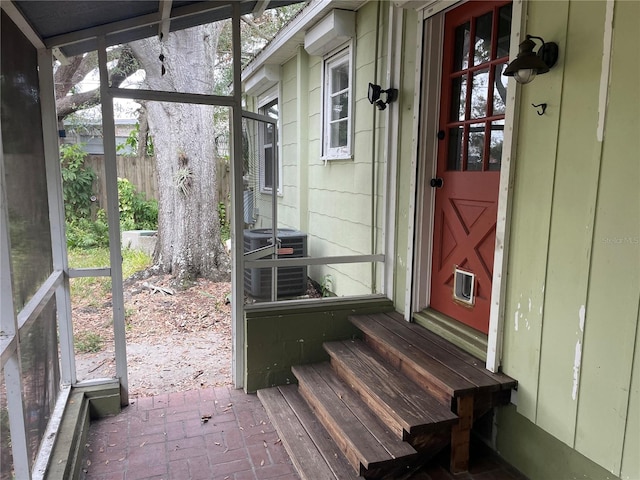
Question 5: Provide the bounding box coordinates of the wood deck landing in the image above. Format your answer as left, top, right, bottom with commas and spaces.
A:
351, 312, 516, 399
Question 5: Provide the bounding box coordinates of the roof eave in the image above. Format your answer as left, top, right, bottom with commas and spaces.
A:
241, 0, 367, 84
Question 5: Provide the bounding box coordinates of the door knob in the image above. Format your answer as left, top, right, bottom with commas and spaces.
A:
430, 177, 443, 188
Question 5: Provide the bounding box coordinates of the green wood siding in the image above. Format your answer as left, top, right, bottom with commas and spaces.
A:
536, 0, 606, 446
501, 0, 569, 422
575, 1, 640, 474
296, 47, 310, 232
622, 307, 640, 479
305, 2, 383, 294
253, 59, 300, 231
501, 1, 639, 477
280, 57, 300, 230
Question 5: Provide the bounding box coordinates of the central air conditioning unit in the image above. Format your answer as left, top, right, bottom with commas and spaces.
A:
244, 228, 307, 299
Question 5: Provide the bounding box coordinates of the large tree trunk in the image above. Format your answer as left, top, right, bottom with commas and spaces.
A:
130, 24, 230, 285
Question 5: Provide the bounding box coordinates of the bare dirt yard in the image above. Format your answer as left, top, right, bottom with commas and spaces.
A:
73, 271, 233, 398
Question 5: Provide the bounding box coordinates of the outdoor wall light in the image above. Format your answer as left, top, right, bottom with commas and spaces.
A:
368, 83, 398, 110
503, 35, 559, 84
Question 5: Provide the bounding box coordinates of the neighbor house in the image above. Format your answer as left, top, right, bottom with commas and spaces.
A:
1, 0, 637, 479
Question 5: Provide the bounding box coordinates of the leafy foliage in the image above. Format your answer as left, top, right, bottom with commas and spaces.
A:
66, 210, 109, 249
212, 4, 305, 135
61, 142, 158, 248
60, 143, 96, 220
116, 122, 155, 157
214, 4, 304, 94
60, 143, 109, 249
118, 178, 158, 231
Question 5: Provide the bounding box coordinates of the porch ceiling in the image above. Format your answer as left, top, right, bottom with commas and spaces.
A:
10, 0, 302, 57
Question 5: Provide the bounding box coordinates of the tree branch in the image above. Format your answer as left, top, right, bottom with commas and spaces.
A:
56, 89, 100, 119
55, 54, 85, 99
56, 45, 139, 121
240, 15, 271, 41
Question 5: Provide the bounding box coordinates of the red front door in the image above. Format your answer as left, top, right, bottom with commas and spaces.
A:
430, 1, 512, 334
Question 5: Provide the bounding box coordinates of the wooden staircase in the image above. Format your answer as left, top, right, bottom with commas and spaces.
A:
257, 311, 516, 479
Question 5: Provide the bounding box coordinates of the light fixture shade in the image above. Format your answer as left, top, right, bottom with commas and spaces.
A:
368, 83, 382, 104
368, 82, 398, 110
513, 69, 537, 84
504, 35, 559, 84
503, 36, 551, 77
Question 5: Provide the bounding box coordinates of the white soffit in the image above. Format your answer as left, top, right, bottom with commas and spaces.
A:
304, 9, 355, 57
394, 0, 460, 17
394, 0, 429, 8
244, 64, 280, 96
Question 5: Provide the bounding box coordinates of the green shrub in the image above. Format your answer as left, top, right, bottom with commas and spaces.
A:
61, 145, 158, 249
118, 178, 158, 231
66, 210, 109, 249
60, 143, 95, 221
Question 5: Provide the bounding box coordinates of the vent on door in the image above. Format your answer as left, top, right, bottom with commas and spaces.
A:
244, 229, 307, 299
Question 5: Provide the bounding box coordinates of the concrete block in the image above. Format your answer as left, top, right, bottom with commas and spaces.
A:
121, 230, 157, 256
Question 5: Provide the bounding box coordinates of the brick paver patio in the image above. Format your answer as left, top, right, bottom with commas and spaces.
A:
82, 387, 298, 480
81, 386, 526, 480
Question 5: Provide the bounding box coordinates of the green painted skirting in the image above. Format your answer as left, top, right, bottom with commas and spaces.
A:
47, 382, 121, 480
495, 404, 621, 480
244, 295, 394, 392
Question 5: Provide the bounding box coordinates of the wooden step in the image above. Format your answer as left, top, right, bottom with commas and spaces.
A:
257, 386, 358, 480
349, 311, 517, 474
324, 340, 458, 442
292, 362, 418, 476
349, 312, 516, 404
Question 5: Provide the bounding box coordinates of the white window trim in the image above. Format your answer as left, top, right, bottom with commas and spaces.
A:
321, 42, 354, 161
257, 86, 282, 195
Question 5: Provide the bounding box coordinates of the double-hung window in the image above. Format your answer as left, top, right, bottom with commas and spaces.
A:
259, 96, 279, 193
322, 45, 352, 159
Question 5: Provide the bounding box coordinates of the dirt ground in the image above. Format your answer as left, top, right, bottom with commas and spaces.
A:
73, 271, 234, 398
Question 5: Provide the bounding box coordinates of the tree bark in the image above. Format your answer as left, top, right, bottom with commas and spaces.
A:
130, 24, 230, 285
135, 102, 151, 158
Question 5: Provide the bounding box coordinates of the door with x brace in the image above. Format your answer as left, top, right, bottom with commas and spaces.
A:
429, 1, 512, 334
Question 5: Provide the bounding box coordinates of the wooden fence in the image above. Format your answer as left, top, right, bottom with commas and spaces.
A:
85, 155, 159, 210
85, 154, 231, 218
